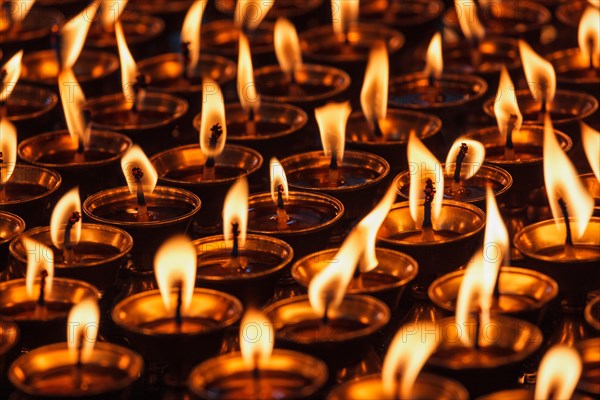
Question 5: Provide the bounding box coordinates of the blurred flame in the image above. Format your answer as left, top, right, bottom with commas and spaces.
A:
100, 0, 129, 31
274, 18, 302, 77
223, 177, 248, 249
535, 345, 582, 400
67, 297, 99, 364
407, 131, 444, 226
578, 6, 600, 68
483, 185, 509, 289
0, 118, 17, 185
0, 50, 23, 102
519, 40, 556, 110
154, 235, 196, 314
237, 32, 260, 116
59, 1, 99, 70
331, 0, 359, 36
494, 66, 523, 139
454, 0, 485, 44
50, 188, 82, 250
181, 0, 207, 72
543, 115, 593, 238
360, 41, 388, 133
424, 32, 443, 80
115, 20, 137, 102
240, 309, 274, 369
235, 0, 274, 32
445, 139, 485, 180
582, 122, 600, 181
382, 322, 439, 399
58, 68, 91, 148
120, 145, 158, 195
7, 0, 36, 24
270, 157, 289, 205
315, 101, 352, 166
24, 238, 54, 299
199, 79, 227, 159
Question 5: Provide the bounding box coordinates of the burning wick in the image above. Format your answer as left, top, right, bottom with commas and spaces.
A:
0, 150, 6, 202
276, 184, 288, 230
34, 270, 49, 319
504, 114, 517, 161
180, 41, 191, 81
132, 167, 149, 222
351, 262, 365, 290
372, 116, 383, 138
203, 123, 223, 181
0, 69, 7, 118
538, 84, 548, 123
63, 211, 81, 264
50, 24, 62, 71
73, 111, 91, 163
246, 107, 256, 137
175, 281, 183, 332
252, 356, 261, 399
588, 38, 595, 71
423, 74, 443, 104
131, 73, 148, 120
470, 38, 481, 70
558, 198, 576, 258
328, 151, 340, 186
73, 328, 85, 390
473, 308, 482, 351
451, 143, 468, 196
227, 221, 244, 271
422, 178, 436, 242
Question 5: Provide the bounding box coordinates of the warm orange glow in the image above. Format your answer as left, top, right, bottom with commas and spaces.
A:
0, 50, 23, 102
58, 69, 91, 148
494, 66, 523, 139
235, 0, 274, 32
120, 145, 158, 195
274, 18, 302, 77
239, 309, 274, 369
223, 177, 248, 249
67, 297, 100, 363
519, 40, 556, 111
454, 0, 485, 44
181, 0, 207, 72
360, 41, 388, 133
543, 115, 594, 238
315, 101, 352, 167
199, 79, 227, 159
115, 20, 138, 103
24, 238, 54, 299
59, 1, 99, 70
445, 139, 485, 180
0, 118, 17, 185
382, 322, 438, 399
535, 346, 582, 400
331, 0, 359, 37
237, 32, 260, 116
424, 32, 443, 80
483, 185, 509, 286
50, 188, 82, 250
578, 6, 600, 68
407, 131, 444, 226
100, 0, 129, 32
269, 157, 289, 205
582, 122, 600, 181
7, 0, 36, 24
154, 235, 197, 315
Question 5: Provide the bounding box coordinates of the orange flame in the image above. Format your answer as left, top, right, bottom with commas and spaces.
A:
50, 188, 82, 250
6, 0, 37, 24
535, 345, 582, 400
519, 40, 556, 111
199, 79, 227, 159
67, 297, 100, 363
360, 41, 388, 133
424, 32, 443, 80
100, 0, 129, 32
445, 139, 485, 180
0, 118, 17, 185
331, 0, 359, 37
270, 157, 289, 205
582, 122, 600, 181
578, 6, 600, 68
239, 309, 274, 370
274, 18, 302, 77
58, 68, 91, 148
223, 177, 248, 249
454, 0, 485, 45
0, 50, 23, 102
115, 20, 138, 103
59, 1, 99, 70
483, 185, 509, 288
24, 238, 54, 299
237, 32, 260, 116
181, 0, 207, 72
120, 145, 158, 195
494, 66, 523, 139
315, 101, 352, 167
235, 0, 274, 32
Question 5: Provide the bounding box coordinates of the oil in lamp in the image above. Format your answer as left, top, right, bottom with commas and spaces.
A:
112, 235, 244, 386
192, 177, 294, 307
9, 297, 143, 397
83, 145, 202, 270
0, 210, 25, 268
328, 322, 469, 399
581, 121, 600, 215
0, 317, 18, 379
151, 79, 263, 235
247, 158, 345, 258
576, 337, 600, 397
0, 238, 99, 349
280, 101, 390, 223
188, 309, 329, 399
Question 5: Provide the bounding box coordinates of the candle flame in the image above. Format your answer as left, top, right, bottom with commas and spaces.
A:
543, 115, 593, 238
58, 69, 91, 149
154, 235, 197, 315
454, 0, 485, 45
582, 122, 600, 181
535, 345, 582, 400
270, 157, 289, 205
315, 101, 352, 167
494, 66, 523, 139
100, 0, 129, 32
181, 0, 207, 72
483, 184, 509, 286
24, 238, 54, 299
223, 177, 248, 249
407, 131, 444, 226
237, 32, 260, 116
0, 50, 23, 102
578, 6, 600, 68
424, 32, 443, 80
59, 1, 100, 70
519, 40, 556, 111
445, 139, 485, 180
115, 20, 137, 103
240, 309, 274, 370
331, 0, 359, 37
199, 79, 227, 159
67, 297, 99, 364
360, 41, 388, 133
6, 0, 36, 25
0, 118, 17, 185
235, 0, 274, 32
121, 145, 158, 195
50, 187, 82, 250
382, 322, 439, 399
274, 18, 302, 77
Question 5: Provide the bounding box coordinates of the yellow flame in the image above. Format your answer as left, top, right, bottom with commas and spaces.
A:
361, 41, 388, 133
270, 157, 289, 205
223, 177, 248, 249
58, 68, 91, 148
407, 131, 444, 226
0, 50, 23, 102
331, 0, 359, 36
240, 309, 274, 369
50, 187, 82, 250
24, 238, 54, 299
115, 20, 137, 103
578, 6, 600, 68
237, 32, 260, 116
382, 322, 439, 399
199, 79, 227, 159
454, 0, 485, 44
582, 122, 600, 181
535, 345, 582, 400
181, 0, 207, 72
444, 139, 485, 180
7, 0, 36, 24
59, 1, 100, 70
543, 115, 593, 238
120, 145, 158, 195
483, 185, 509, 290
424, 32, 443, 80
154, 235, 197, 314
0, 118, 17, 185
519, 40, 556, 111
235, 0, 274, 32
494, 65, 523, 139
315, 101, 352, 166
274, 18, 302, 77
589, 0, 599, 7
67, 297, 99, 364
100, 0, 129, 32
